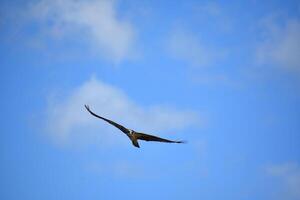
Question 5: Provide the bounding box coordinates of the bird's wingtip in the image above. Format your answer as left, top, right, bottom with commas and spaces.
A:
178, 140, 187, 144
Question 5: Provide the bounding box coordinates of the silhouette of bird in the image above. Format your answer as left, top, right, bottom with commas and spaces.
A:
84, 105, 185, 148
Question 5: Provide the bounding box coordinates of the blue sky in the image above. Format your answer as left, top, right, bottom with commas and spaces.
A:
1, 0, 300, 199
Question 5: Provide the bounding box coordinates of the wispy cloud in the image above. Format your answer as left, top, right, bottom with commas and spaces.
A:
29, 0, 136, 62
83, 158, 161, 180
167, 29, 225, 68
85, 160, 146, 179
193, 2, 233, 33
198, 2, 222, 16
45, 77, 197, 146
166, 28, 234, 86
256, 16, 300, 72
266, 162, 300, 199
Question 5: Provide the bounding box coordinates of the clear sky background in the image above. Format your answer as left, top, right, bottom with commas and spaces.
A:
1, 0, 300, 199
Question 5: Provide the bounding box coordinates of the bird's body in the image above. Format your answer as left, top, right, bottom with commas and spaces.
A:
84, 105, 185, 148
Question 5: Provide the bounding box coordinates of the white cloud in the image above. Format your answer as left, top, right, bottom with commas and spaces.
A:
266, 162, 300, 199
167, 29, 227, 68
166, 29, 234, 86
256, 17, 300, 71
30, 0, 135, 62
45, 77, 197, 146
86, 160, 146, 179
167, 30, 214, 67
193, 2, 234, 33
198, 2, 222, 17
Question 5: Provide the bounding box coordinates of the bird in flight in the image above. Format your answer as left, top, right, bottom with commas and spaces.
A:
84, 105, 185, 148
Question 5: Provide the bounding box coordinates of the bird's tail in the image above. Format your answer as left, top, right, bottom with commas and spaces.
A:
132, 140, 140, 148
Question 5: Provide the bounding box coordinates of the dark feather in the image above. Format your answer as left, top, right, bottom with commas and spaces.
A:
84, 105, 130, 135
134, 132, 184, 143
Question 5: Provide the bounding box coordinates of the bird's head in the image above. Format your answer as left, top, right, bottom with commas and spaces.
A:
128, 129, 134, 135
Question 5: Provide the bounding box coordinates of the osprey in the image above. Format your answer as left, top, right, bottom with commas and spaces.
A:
84, 105, 185, 148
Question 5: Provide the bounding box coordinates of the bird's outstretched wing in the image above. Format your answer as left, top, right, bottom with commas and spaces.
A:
134, 132, 185, 143
84, 105, 130, 135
